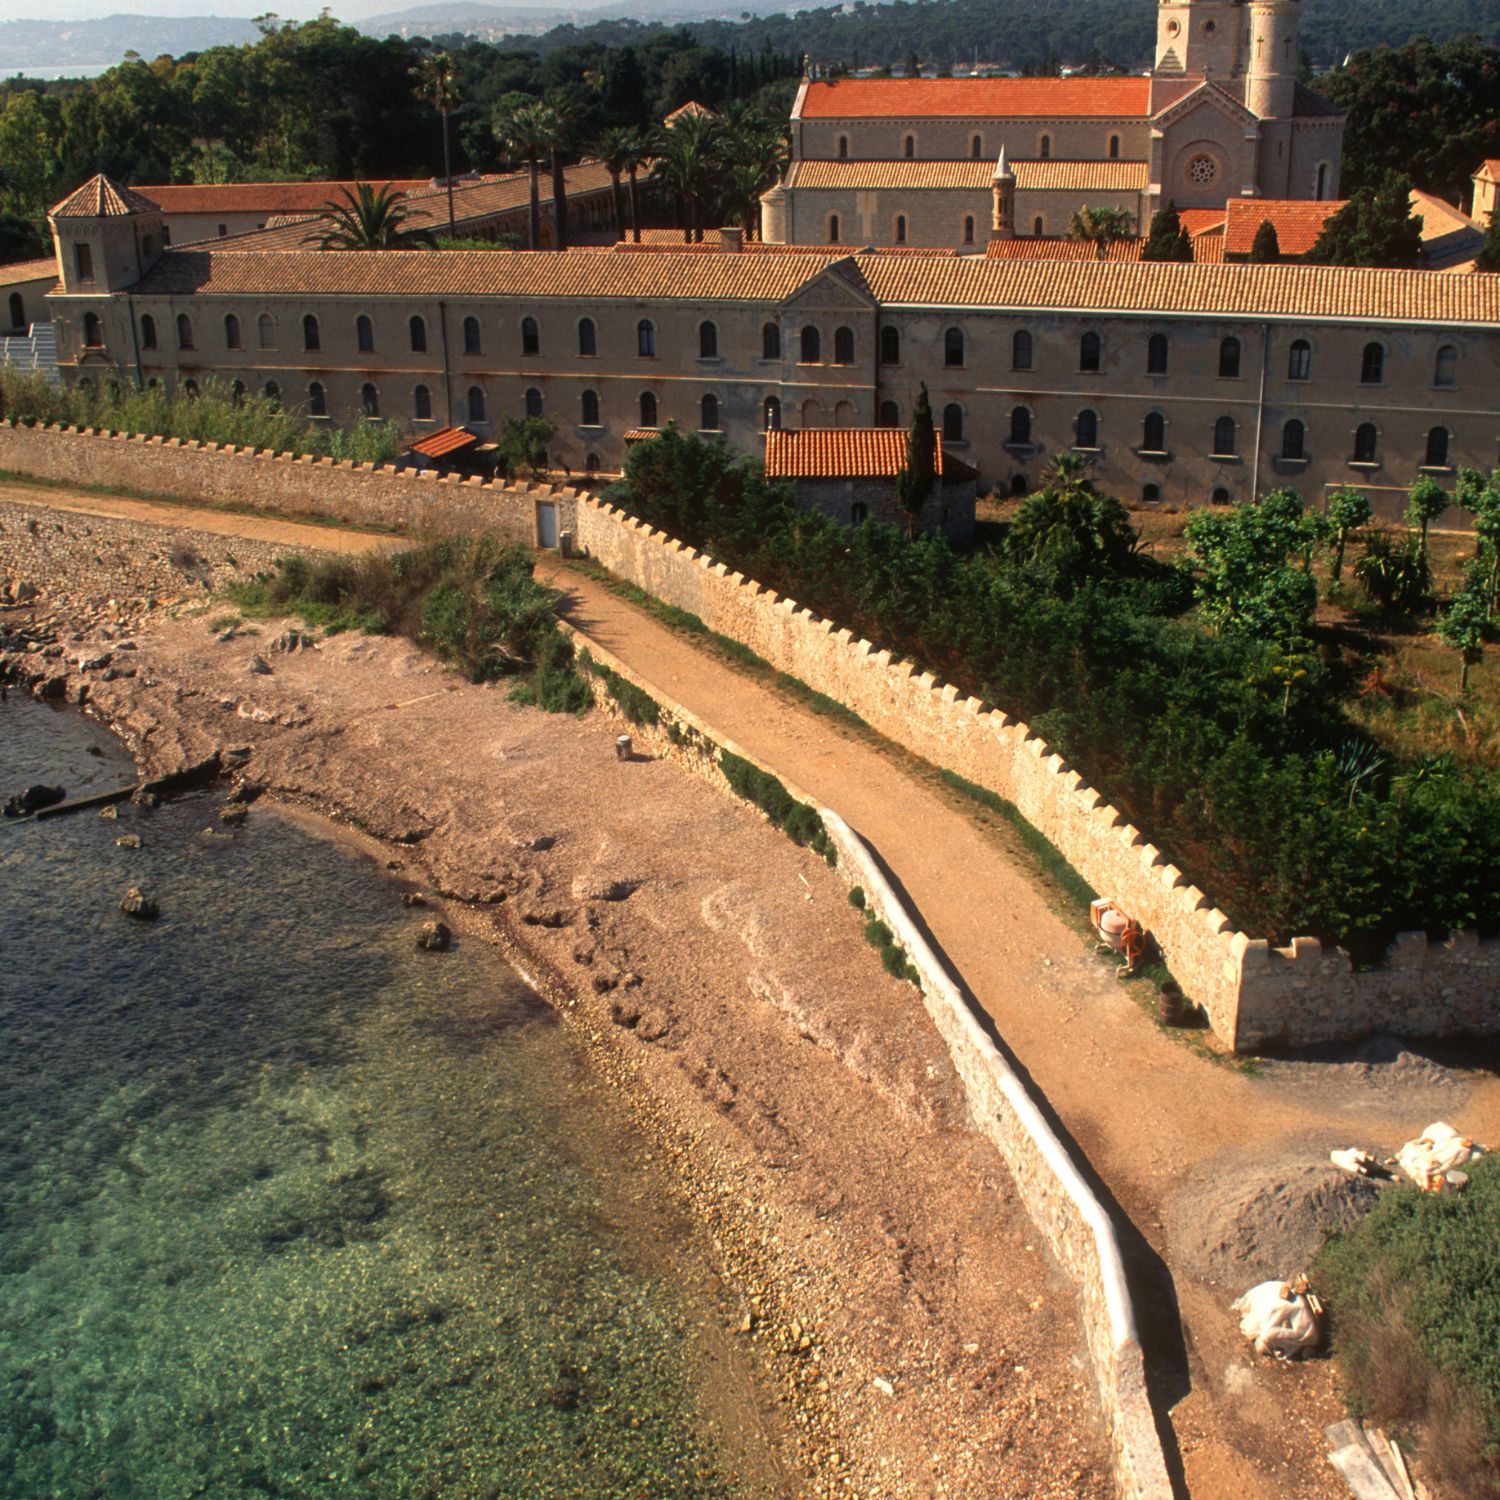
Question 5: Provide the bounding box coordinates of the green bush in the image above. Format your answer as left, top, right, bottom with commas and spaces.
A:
1317, 1157, 1500, 1492
718, 749, 834, 860
848, 886, 866, 910
582, 657, 660, 726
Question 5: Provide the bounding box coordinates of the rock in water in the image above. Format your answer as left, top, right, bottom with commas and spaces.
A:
120, 886, 159, 921
116, 834, 142, 849
4, 784, 66, 817
416, 920, 451, 952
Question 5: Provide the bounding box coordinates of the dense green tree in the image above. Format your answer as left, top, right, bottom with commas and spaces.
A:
660, 110, 719, 242
492, 94, 551, 249
896, 383, 937, 537
1307, 170, 1424, 268
1325, 486, 1372, 588
1141, 200, 1193, 262
1247, 219, 1282, 264
304, 182, 438, 250
1436, 569, 1490, 692
1066, 204, 1136, 259
1407, 474, 1450, 561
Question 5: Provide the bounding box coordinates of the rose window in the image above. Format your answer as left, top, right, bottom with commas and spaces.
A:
1188, 154, 1218, 186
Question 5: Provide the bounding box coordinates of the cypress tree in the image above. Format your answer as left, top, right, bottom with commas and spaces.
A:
1248, 219, 1281, 263
1143, 200, 1192, 262
897, 383, 937, 537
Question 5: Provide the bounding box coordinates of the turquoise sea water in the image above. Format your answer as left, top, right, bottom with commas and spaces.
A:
0, 696, 776, 1500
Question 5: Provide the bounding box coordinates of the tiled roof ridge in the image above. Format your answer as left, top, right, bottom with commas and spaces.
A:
798, 74, 1153, 120
764, 426, 948, 478
51, 174, 160, 219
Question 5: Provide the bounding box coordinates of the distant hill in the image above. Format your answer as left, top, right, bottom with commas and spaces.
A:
361, 0, 775, 39
0, 14, 261, 73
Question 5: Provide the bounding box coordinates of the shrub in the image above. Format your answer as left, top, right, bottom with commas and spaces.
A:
582, 657, 660, 726
718, 750, 834, 860
848, 886, 866, 910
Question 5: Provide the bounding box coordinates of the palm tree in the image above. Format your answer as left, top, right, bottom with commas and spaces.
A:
304, 183, 436, 250
594, 125, 637, 243
493, 99, 550, 251
540, 95, 578, 253
713, 121, 788, 239
661, 112, 718, 243
621, 129, 654, 243
412, 50, 461, 239
1066, 205, 1136, 260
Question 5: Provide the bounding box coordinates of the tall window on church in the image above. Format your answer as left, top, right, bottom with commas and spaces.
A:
963, 215, 975, 244
1039, 134, 1051, 159
838, 135, 848, 159
880, 326, 900, 365
1315, 162, 1329, 200
828, 213, 840, 244
971, 134, 982, 158
903, 134, 915, 159
895, 214, 907, 243
1012, 330, 1033, 370
1109, 135, 1120, 160
1033, 216, 1044, 236
1147, 333, 1168, 375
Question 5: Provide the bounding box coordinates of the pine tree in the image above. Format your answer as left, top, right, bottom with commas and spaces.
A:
897, 383, 937, 537
1248, 219, 1281, 263
1142, 200, 1192, 262
1307, 171, 1424, 269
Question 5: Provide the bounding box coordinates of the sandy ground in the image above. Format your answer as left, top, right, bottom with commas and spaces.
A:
1, 510, 1112, 1498
6, 484, 1500, 1500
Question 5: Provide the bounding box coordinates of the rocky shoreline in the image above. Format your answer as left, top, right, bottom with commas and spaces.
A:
0, 500, 1111, 1498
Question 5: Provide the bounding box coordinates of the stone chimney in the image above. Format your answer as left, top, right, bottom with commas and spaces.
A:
718, 226, 744, 252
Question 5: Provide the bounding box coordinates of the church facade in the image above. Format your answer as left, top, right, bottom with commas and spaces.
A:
762, 0, 1344, 250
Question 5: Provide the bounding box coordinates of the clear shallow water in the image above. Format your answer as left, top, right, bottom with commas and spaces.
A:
0, 696, 770, 1499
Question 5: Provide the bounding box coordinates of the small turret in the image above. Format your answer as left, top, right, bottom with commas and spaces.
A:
991, 147, 1016, 239
48, 174, 163, 294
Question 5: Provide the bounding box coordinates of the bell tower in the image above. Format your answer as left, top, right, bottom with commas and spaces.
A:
1154, 0, 1246, 82
1245, 0, 1300, 117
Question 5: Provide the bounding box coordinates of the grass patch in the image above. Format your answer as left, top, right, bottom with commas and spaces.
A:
227, 535, 590, 710
1316, 1157, 1500, 1497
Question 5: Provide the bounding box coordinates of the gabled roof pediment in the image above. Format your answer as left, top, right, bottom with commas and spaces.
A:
51, 174, 159, 219
783, 257, 878, 311
1150, 81, 1256, 132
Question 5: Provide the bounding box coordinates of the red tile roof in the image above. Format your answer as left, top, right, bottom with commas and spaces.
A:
798, 76, 1153, 120
0, 257, 60, 285
984, 237, 1145, 262
1179, 209, 1226, 236
51, 174, 159, 218
1222, 198, 1344, 257
136, 180, 435, 215
764, 427, 953, 478
408, 426, 478, 459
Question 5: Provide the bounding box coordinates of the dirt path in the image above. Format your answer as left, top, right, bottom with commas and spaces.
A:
12, 480, 1500, 1499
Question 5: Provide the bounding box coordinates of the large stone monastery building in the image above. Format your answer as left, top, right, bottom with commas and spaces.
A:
763, 0, 1344, 249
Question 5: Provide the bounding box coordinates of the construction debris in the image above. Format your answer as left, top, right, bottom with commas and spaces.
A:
1326, 1419, 1425, 1500
1392, 1121, 1486, 1193
1231, 1273, 1323, 1359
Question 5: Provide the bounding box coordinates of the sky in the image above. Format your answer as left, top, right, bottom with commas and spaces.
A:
0, 0, 568, 19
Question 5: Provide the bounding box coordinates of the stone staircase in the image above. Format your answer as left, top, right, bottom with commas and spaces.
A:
0, 322, 58, 381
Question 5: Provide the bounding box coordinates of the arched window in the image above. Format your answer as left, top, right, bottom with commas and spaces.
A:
763, 395, 781, 430
700, 393, 720, 430
303, 314, 320, 351
1109, 134, 1120, 160
1212, 487, 1231, 505
1434, 345, 1457, 388
1075, 408, 1099, 448
182, 379, 198, 399
463, 316, 481, 355
833, 326, 855, 364
963, 215, 975, 244
639, 390, 658, 427
838, 135, 849, 159
971, 134, 983, 159
1360, 342, 1384, 384
699, 320, 718, 359
409, 315, 427, 354
1219, 336, 1241, 378
361, 382, 378, 418
1142, 483, 1160, 503
581, 388, 600, 426
637, 319, 655, 357
521, 316, 540, 356
470, 386, 488, 423
308, 381, 326, 417
903, 134, 915, 159
579, 317, 597, 357
1213, 415, 1237, 456
1009, 406, 1031, 444
414, 384, 432, 420
1143, 411, 1166, 452
1012, 329, 1033, 370
881, 326, 900, 365
1011, 475, 1029, 497
1039, 133, 1051, 159
944, 326, 964, 367
942, 403, 964, 442
1033, 215, 1045, 236
224, 313, 241, 349
1353, 422, 1378, 463
762, 322, 781, 359
139, 313, 157, 350
895, 214, 907, 244
852, 501, 869, 525
828, 213, 841, 244
257, 313, 274, 350
356, 314, 374, 352
264, 381, 280, 408
176, 313, 193, 351
1425, 426, 1450, 468
7, 292, 23, 331
1281, 418, 1305, 460
586, 453, 601, 474
800, 325, 821, 363
1080, 331, 1101, 372
878, 399, 899, 427
524, 387, 542, 419
1288, 339, 1311, 381
1147, 333, 1168, 375
82, 312, 103, 348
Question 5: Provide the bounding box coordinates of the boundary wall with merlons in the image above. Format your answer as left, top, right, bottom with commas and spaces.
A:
0, 420, 580, 546
564, 622, 1173, 1500
3, 417, 1496, 1050
571, 497, 1500, 1052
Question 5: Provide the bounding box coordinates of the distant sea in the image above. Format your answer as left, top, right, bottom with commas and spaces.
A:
0, 695, 774, 1498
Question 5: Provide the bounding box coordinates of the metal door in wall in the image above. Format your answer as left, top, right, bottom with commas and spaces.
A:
535, 501, 557, 549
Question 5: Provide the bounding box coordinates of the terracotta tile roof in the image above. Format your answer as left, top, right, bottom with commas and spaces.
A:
1410, 189, 1481, 241
135, 180, 434, 214
787, 159, 1148, 192
860, 253, 1500, 324
1221, 198, 1343, 257
408, 425, 478, 459
622, 428, 661, 441
1189, 234, 1225, 263
765, 427, 952, 478
51, 174, 159, 218
984, 237, 1145, 262
131, 247, 851, 304
664, 100, 715, 124
1179, 209, 1226, 235
798, 76, 1153, 120
0, 257, 60, 285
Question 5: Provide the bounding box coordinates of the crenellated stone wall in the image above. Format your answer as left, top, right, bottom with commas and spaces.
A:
0, 419, 578, 546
